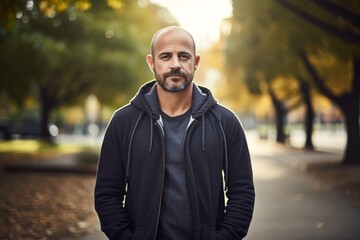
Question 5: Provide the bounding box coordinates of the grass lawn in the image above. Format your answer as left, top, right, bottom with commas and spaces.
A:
0, 139, 99, 163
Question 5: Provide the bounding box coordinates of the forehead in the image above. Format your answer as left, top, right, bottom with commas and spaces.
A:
152, 29, 195, 55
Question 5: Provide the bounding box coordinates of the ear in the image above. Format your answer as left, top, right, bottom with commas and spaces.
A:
195, 55, 200, 70
146, 54, 154, 72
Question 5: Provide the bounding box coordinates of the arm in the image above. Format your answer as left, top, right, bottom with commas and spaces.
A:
94, 114, 133, 240
217, 115, 255, 240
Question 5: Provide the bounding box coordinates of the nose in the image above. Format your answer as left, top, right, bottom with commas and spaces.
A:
170, 57, 181, 69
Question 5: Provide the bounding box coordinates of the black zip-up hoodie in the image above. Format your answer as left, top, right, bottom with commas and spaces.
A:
95, 80, 255, 240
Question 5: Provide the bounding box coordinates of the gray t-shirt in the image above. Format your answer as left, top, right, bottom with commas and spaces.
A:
157, 108, 193, 240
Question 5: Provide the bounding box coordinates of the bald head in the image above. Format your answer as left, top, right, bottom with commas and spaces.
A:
150, 26, 196, 57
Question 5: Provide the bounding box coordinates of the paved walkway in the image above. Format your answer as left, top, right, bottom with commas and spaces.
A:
245, 133, 359, 240
77, 231, 107, 240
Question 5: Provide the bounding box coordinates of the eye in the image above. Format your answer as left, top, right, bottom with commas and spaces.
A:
160, 54, 170, 60
179, 54, 191, 60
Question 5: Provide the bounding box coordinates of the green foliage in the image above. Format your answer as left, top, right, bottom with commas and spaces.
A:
226, 0, 359, 96
0, 0, 175, 109
227, 0, 285, 93
0, 0, 176, 139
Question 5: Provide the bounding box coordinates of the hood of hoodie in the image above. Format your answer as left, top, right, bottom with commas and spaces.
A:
130, 80, 228, 187
131, 80, 217, 119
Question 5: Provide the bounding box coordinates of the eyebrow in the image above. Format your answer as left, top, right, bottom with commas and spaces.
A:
157, 51, 192, 57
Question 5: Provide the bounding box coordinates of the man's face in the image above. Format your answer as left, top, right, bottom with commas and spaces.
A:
147, 30, 200, 92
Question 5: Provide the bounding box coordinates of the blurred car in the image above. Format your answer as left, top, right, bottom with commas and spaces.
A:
0, 118, 12, 140
0, 119, 58, 140
12, 119, 40, 138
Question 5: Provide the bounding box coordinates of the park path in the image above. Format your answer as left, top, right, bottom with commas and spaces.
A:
245, 131, 359, 240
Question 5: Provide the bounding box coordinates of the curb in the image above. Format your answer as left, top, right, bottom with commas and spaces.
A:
3, 162, 97, 174
2, 153, 98, 174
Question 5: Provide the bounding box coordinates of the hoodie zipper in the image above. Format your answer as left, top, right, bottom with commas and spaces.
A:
153, 116, 199, 239
183, 119, 202, 237
154, 119, 165, 240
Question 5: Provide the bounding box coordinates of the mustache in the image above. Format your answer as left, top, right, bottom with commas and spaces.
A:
163, 68, 187, 78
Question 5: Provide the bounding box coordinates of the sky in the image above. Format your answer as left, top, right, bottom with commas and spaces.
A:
149, 0, 233, 50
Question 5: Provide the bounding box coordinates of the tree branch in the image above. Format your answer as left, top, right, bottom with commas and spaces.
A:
353, 55, 360, 101
312, 0, 360, 28
276, 0, 360, 46
60, 70, 93, 105
299, 52, 339, 102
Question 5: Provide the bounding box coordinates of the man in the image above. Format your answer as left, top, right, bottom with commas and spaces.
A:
94, 26, 255, 240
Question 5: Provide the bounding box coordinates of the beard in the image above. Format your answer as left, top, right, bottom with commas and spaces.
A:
154, 67, 194, 93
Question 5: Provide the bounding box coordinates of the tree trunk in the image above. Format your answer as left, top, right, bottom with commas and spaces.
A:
333, 56, 360, 164
299, 80, 314, 150
301, 53, 360, 164
39, 87, 54, 142
304, 103, 314, 150
341, 101, 360, 164
269, 87, 287, 143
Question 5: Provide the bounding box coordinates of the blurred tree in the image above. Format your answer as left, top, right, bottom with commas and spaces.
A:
227, 0, 360, 163
0, 0, 176, 140
0, 0, 91, 30
276, 0, 360, 164
276, 0, 360, 47
226, 0, 312, 145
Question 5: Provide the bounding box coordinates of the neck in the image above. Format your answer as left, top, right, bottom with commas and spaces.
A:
156, 82, 193, 117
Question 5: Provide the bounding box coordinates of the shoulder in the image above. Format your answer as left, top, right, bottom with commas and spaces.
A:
211, 104, 246, 137
211, 104, 240, 123
108, 104, 143, 132
112, 104, 140, 121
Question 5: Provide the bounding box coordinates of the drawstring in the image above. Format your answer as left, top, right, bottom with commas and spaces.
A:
202, 114, 205, 151
149, 117, 154, 152
218, 122, 229, 191
126, 112, 144, 183
126, 110, 228, 190
209, 110, 229, 191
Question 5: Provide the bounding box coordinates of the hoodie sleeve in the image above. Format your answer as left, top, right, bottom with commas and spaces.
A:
216, 114, 255, 240
94, 113, 133, 240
